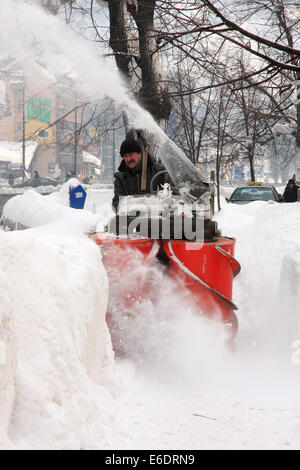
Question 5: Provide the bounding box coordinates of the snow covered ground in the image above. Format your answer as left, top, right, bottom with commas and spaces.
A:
108, 198, 300, 450
1, 185, 300, 449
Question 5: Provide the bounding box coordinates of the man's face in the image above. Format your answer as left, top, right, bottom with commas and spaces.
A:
123, 152, 142, 169
289, 183, 295, 188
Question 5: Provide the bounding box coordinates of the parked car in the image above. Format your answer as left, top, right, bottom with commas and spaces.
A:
13, 177, 61, 188
228, 183, 283, 204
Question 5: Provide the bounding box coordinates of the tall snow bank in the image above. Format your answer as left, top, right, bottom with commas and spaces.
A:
0, 182, 119, 449
0, 272, 17, 449
215, 201, 300, 361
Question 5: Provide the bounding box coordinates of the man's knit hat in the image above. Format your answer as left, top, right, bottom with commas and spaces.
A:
120, 139, 143, 157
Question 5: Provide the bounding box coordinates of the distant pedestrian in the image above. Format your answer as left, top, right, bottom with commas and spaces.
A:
283, 178, 299, 203
65, 170, 75, 182
8, 173, 14, 187
33, 171, 40, 187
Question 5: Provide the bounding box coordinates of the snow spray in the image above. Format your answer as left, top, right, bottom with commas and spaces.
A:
0, 0, 164, 135
0, 1, 209, 198
102, 246, 232, 386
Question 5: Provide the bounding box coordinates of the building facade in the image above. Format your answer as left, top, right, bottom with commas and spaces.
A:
0, 63, 84, 181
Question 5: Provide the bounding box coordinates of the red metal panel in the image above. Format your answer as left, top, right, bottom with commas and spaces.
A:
163, 238, 239, 300
90, 233, 157, 258
91, 234, 239, 345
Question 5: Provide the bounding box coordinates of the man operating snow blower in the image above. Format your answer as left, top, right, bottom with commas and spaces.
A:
92, 130, 240, 349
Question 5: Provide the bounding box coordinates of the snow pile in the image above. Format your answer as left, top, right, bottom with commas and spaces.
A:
0, 187, 54, 195
0, 183, 120, 449
216, 201, 300, 359
0, 281, 17, 450
1, 180, 102, 233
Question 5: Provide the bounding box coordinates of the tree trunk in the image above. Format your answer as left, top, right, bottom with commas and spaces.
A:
272, 140, 280, 183
107, 0, 131, 80
135, 0, 172, 127
295, 76, 300, 179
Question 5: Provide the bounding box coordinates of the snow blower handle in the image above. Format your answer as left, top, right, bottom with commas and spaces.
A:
141, 146, 148, 193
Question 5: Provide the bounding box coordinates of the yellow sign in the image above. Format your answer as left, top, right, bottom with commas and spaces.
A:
89, 126, 98, 138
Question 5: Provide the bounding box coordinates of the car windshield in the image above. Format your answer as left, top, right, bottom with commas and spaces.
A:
230, 187, 276, 201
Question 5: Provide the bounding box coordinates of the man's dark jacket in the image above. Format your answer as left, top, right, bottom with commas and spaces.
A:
112, 157, 165, 211
283, 180, 299, 203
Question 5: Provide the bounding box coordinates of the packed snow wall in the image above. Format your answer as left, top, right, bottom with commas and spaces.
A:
0, 288, 17, 449
215, 199, 300, 356
0, 184, 119, 449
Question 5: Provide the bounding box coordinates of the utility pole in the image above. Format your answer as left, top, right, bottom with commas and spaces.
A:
74, 91, 78, 178
112, 110, 116, 179
210, 170, 215, 215
22, 77, 26, 182
295, 78, 300, 182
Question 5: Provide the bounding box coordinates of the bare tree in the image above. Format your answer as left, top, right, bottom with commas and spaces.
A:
166, 1, 300, 170
104, 0, 172, 128
41, 0, 300, 181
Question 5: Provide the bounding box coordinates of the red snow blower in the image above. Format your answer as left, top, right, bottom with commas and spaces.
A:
91, 137, 240, 352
